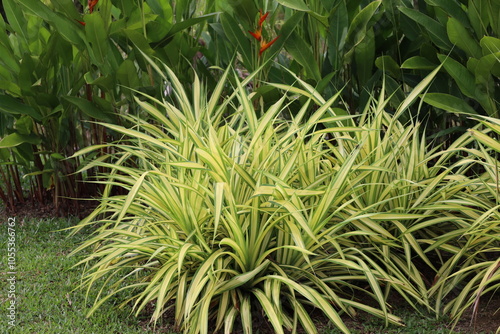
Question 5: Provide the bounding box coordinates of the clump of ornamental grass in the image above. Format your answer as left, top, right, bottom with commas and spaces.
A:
69, 60, 499, 334
69, 60, 409, 334
432, 116, 500, 332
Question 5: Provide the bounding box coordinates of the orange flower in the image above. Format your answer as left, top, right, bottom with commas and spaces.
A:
258, 10, 269, 27
249, 9, 279, 57
76, 19, 86, 26
248, 28, 262, 41
89, 0, 98, 13
259, 35, 280, 56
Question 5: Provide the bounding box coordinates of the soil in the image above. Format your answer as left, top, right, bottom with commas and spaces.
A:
452, 294, 500, 334
0, 198, 98, 222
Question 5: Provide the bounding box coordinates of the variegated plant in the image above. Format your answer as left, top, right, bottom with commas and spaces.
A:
70, 59, 499, 333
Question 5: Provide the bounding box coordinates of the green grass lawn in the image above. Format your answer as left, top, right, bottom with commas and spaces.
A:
0, 217, 174, 334
0, 217, 491, 334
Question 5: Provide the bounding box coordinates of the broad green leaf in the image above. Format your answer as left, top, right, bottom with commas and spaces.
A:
375, 55, 400, 79
469, 54, 500, 84
51, 0, 82, 20
355, 28, 375, 85
0, 132, 41, 148
124, 29, 155, 55
308, 11, 329, 27
151, 13, 217, 48
480, 36, 500, 55
4, 0, 28, 47
401, 56, 437, 70
276, 0, 310, 11
0, 94, 42, 121
0, 43, 19, 76
50, 153, 65, 160
346, 1, 381, 49
116, 59, 141, 89
0, 80, 21, 96
85, 13, 108, 66
467, 0, 489, 38
145, 0, 173, 43
14, 115, 33, 134
267, 11, 305, 60
447, 17, 482, 59
423, 93, 478, 115
437, 54, 476, 99
425, 0, 471, 29
285, 31, 321, 81
328, 0, 348, 69
441, 53, 495, 115
15, 0, 86, 48
218, 0, 257, 24
220, 13, 253, 70
63, 96, 114, 122
399, 6, 452, 50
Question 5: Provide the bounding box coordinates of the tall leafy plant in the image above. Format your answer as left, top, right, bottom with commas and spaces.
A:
395, 0, 499, 136
0, 0, 217, 212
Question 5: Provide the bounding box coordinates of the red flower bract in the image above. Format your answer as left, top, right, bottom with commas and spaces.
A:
258, 10, 269, 27
89, 0, 98, 13
249, 9, 279, 57
248, 28, 262, 41
259, 35, 280, 56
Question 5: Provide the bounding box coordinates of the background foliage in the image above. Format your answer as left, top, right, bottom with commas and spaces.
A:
1, 0, 499, 212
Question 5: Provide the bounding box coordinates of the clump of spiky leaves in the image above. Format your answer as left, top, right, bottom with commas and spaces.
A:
428, 116, 500, 332
70, 59, 498, 334
69, 62, 407, 334
270, 67, 499, 326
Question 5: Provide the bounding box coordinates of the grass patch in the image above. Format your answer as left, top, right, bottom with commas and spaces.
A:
0, 217, 173, 333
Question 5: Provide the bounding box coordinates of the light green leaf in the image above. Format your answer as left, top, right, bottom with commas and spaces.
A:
0, 132, 41, 148
401, 56, 437, 70
395, 64, 442, 118
480, 36, 500, 55
469, 129, 500, 153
